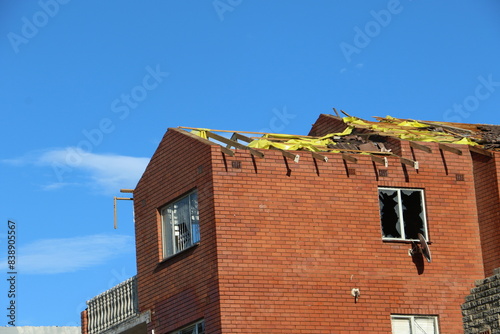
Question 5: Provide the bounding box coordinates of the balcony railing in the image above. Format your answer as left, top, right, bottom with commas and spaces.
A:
86, 276, 138, 334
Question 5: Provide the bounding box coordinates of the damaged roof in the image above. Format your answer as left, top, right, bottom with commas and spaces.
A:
183, 113, 500, 159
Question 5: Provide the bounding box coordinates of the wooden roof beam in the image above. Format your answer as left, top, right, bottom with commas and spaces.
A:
409, 141, 432, 153
438, 143, 462, 155
469, 145, 493, 157
400, 157, 419, 170
311, 151, 328, 162
270, 147, 299, 162
371, 155, 388, 167
230, 132, 253, 143
206, 131, 263, 158
342, 153, 358, 164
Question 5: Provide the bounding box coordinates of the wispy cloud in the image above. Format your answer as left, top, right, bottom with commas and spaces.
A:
0, 234, 134, 275
3, 148, 149, 194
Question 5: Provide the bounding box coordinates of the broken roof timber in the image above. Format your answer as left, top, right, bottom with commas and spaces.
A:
439, 143, 463, 155
409, 141, 433, 153
205, 131, 264, 158
371, 155, 388, 167
311, 151, 328, 162
469, 145, 494, 157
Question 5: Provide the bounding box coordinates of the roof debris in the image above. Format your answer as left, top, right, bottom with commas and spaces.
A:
182, 113, 500, 159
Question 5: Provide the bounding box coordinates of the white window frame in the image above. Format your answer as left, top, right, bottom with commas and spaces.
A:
391, 315, 439, 334
161, 190, 200, 258
378, 187, 428, 241
170, 319, 205, 334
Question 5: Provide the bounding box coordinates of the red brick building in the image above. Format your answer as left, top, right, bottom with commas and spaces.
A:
82, 113, 500, 333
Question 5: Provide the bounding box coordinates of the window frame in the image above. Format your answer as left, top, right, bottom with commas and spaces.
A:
170, 319, 205, 334
378, 187, 429, 242
160, 189, 200, 259
391, 314, 439, 334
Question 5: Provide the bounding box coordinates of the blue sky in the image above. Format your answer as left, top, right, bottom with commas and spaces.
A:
1, 0, 499, 327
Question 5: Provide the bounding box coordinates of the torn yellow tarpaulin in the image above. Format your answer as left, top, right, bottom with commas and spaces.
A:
342, 115, 479, 146
248, 138, 325, 152
249, 126, 356, 152
191, 129, 210, 139
381, 116, 428, 128
343, 116, 369, 125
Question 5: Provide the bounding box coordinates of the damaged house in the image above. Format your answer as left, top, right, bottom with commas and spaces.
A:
81, 112, 500, 333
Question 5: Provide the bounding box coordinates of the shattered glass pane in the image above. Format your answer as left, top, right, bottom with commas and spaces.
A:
401, 190, 425, 240
379, 189, 401, 238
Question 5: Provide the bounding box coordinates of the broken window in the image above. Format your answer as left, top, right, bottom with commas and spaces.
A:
161, 190, 200, 258
378, 187, 427, 241
391, 315, 439, 334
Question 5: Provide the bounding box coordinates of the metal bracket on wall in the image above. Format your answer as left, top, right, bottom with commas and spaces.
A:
114, 189, 134, 229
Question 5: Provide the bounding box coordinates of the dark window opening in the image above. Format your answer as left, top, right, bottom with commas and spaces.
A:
379, 188, 427, 241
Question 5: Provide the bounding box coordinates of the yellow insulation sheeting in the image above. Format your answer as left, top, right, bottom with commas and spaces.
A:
318, 126, 354, 139
343, 116, 369, 125
396, 120, 429, 128
343, 115, 480, 147
248, 138, 324, 152
454, 137, 479, 146
191, 129, 209, 139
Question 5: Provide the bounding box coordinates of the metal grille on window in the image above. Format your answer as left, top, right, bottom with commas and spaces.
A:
162, 191, 200, 257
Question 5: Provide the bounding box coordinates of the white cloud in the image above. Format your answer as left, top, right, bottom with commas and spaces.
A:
0, 234, 134, 275
4, 148, 149, 194
40, 148, 149, 193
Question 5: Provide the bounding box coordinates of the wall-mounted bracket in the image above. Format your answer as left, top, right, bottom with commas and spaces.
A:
114, 196, 134, 229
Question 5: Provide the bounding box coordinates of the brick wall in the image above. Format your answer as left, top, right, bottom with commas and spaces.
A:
308, 114, 347, 136
134, 126, 487, 333
80, 309, 88, 334
133, 128, 222, 333
472, 152, 500, 276
211, 140, 484, 333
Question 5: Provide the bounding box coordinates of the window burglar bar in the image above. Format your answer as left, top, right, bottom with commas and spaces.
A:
162, 190, 200, 258
86, 276, 138, 334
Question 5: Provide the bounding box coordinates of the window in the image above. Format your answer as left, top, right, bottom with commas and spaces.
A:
378, 187, 428, 241
170, 320, 205, 334
391, 315, 439, 334
161, 190, 200, 258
